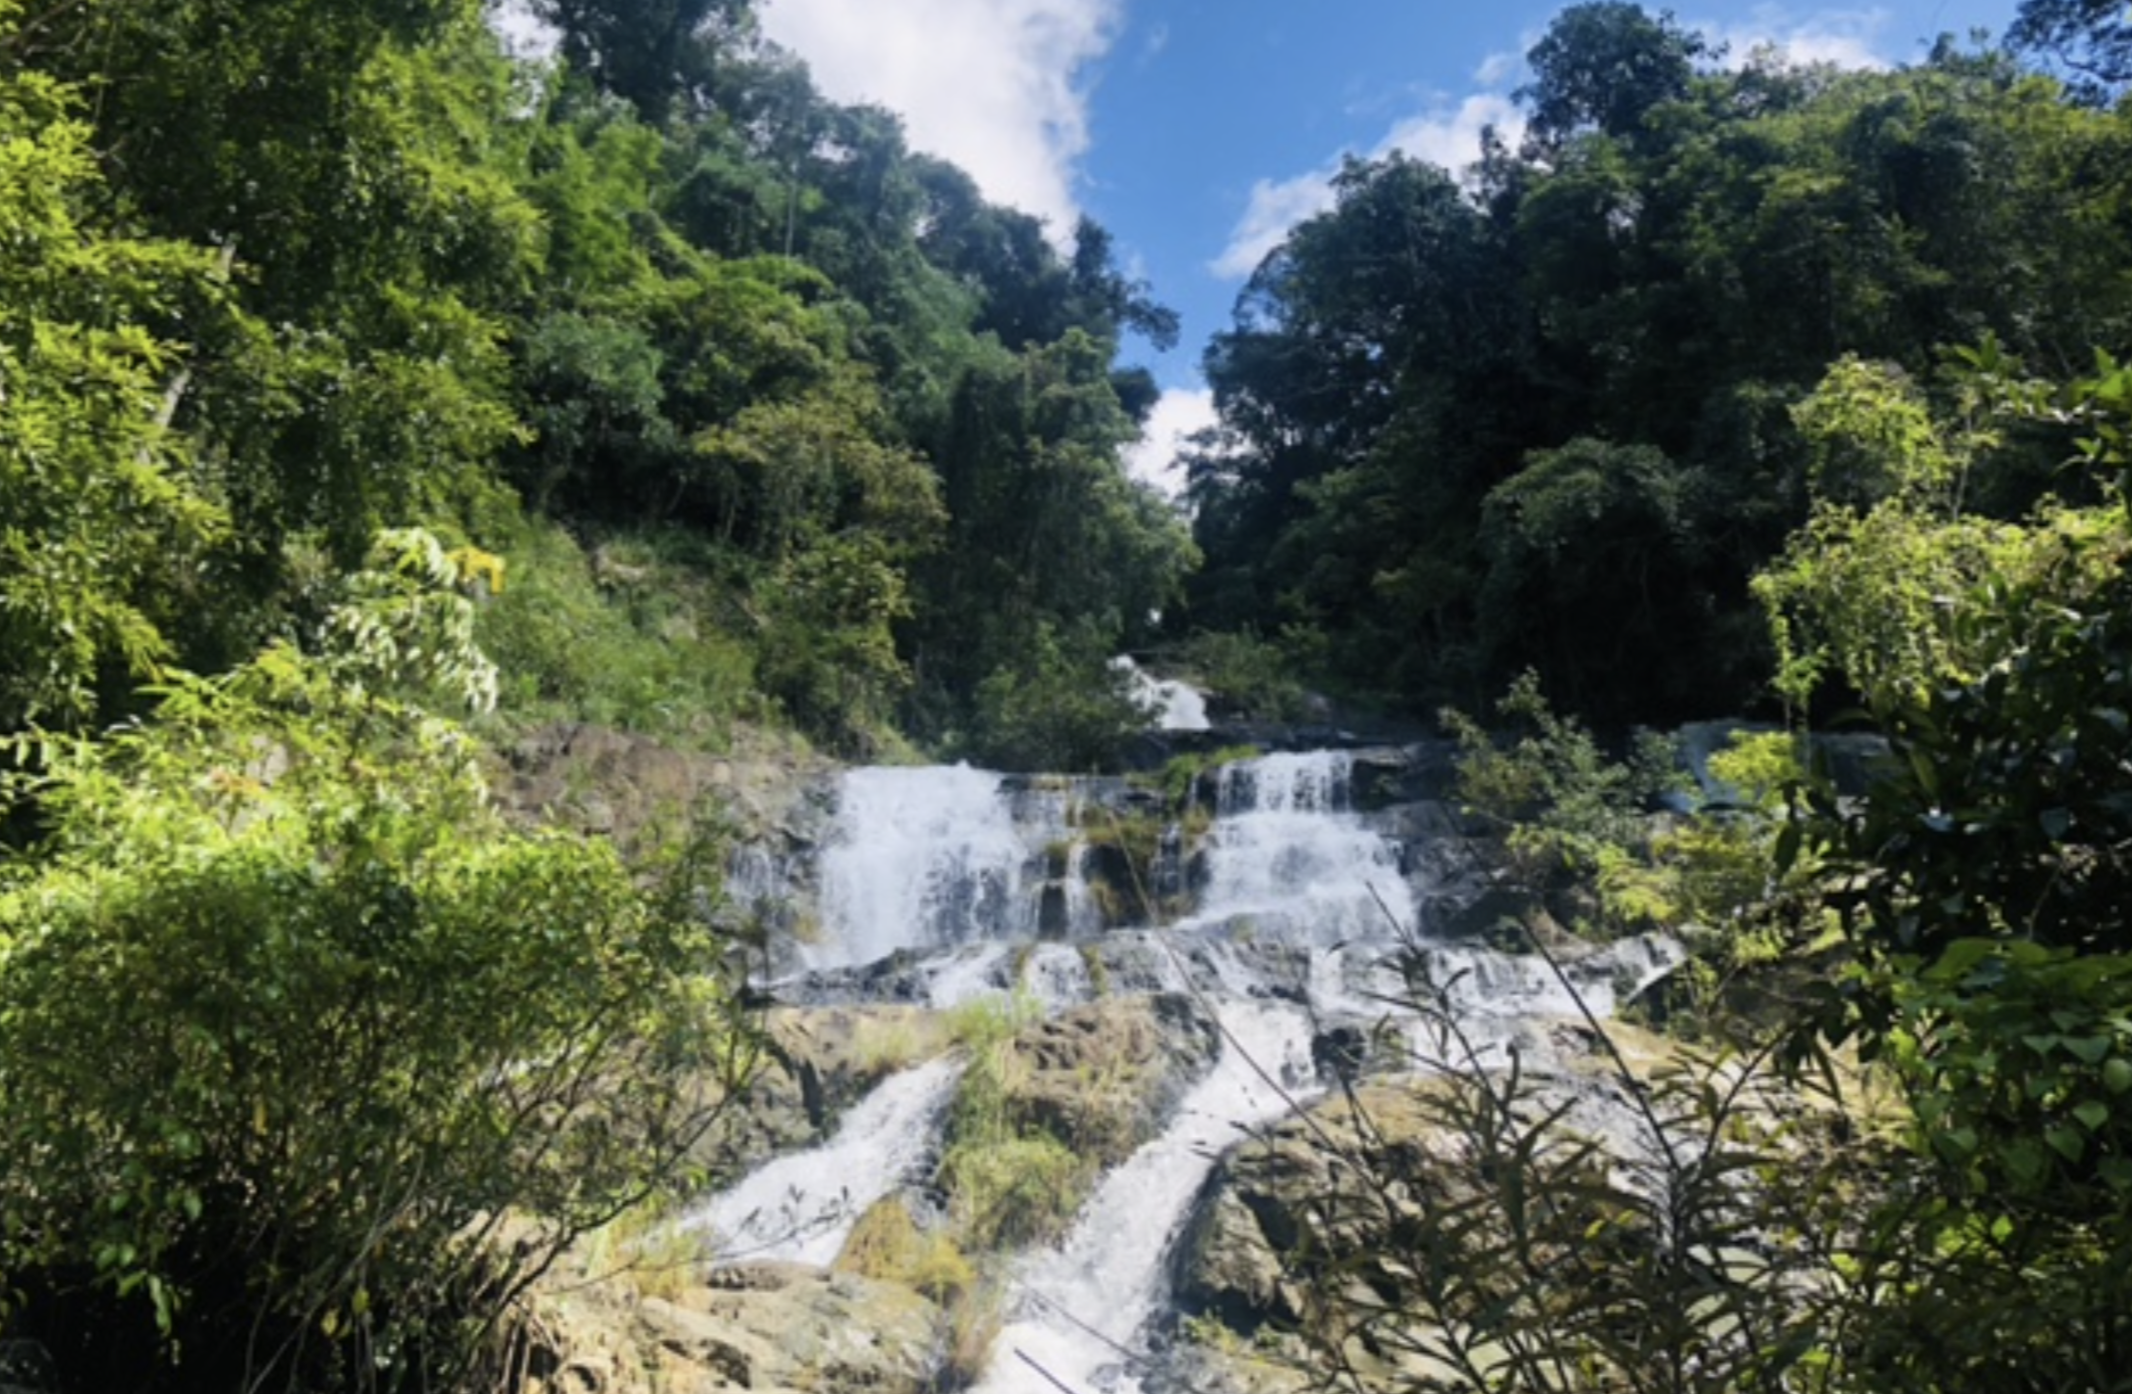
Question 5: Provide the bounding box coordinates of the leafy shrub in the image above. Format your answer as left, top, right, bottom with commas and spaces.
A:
966, 621, 1155, 772
935, 991, 1093, 1251
1442, 671, 1680, 932
936, 1135, 1088, 1252
753, 531, 915, 754
1258, 947, 1858, 1394
836, 1198, 975, 1303
1176, 629, 1309, 721
473, 517, 760, 740
0, 648, 753, 1392
1152, 743, 1263, 812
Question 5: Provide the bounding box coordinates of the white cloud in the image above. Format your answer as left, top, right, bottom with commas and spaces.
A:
759, 0, 1119, 235
1211, 92, 1524, 280
1124, 387, 1218, 497
1474, 49, 1522, 88
1699, 5, 1893, 71
1382, 93, 1526, 177
1211, 172, 1343, 280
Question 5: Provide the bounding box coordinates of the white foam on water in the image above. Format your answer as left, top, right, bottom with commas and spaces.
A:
689, 1056, 961, 1267
968, 999, 1317, 1394
1112, 656, 1212, 732
1182, 751, 1411, 947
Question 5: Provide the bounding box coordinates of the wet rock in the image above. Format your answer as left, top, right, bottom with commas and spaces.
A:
1424, 878, 1545, 945
781, 950, 948, 1008
1311, 1026, 1370, 1084
640, 1266, 939, 1394
702, 1005, 951, 1171
1170, 1010, 1734, 1389
1345, 748, 1413, 810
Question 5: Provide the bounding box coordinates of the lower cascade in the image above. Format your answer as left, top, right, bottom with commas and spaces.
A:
696, 746, 1681, 1392
967, 1000, 1317, 1394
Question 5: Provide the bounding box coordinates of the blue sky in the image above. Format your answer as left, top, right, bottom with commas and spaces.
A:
751, 0, 2021, 485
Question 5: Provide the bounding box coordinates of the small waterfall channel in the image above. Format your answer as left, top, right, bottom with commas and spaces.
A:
696, 743, 1678, 1392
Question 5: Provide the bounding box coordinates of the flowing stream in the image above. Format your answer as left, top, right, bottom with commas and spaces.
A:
968, 999, 1316, 1394
690, 1055, 961, 1267
703, 738, 1677, 1390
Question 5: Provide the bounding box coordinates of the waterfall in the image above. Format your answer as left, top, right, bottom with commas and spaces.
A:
1112, 655, 1211, 732
711, 738, 1684, 1393
968, 1001, 1317, 1394
688, 1056, 961, 1266
814, 766, 1089, 969
1184, 750, 1409, 944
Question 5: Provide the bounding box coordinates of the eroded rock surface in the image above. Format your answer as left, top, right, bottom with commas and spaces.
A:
527, 1261, 941, 1394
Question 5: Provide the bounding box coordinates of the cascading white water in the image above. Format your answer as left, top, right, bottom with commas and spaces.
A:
1111, 655, 1211, 732
815, 766, 1096, 969
689, 1056, 961, 1266
1421, 934, 1684, 1023
968, 1000, 1317, 1394
1183, 751, 1409, 944
718, 738, 1686, 1392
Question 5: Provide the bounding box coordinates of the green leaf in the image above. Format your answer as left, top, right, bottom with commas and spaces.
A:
1773, 820, 1803, 876
2063, 1036, 2112, 1064
2002, 1140, 2048, 1185
2073, 1101, 2110, 1131
2045, 1125, 2086, 1164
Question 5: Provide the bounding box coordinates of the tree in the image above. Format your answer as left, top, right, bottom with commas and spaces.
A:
2010, 0, 2132, 102
535, 0, 753, 118
1755, 354, 2121, 716
1518, 2, 1708, 150
966, 622, 1156, 772
0, 34, 230, 730
1185, 27, 2132, 723
1476, 439, 1715, 722
911, 331, 1195, 733
1780, 357, 2132, 1389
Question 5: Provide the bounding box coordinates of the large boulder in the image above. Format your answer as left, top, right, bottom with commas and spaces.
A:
495, 722, 835, 847
636, 1264, 940, 1394
1172, 1081, 1464, 1338
998, 993, 1221, 1163
524, 1260, 943, 1394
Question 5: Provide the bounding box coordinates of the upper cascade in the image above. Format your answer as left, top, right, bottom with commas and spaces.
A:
1186, 750, 1409, 942
812, 764, 1087, 969
802, 748, 1420, 983
1112, 655, 1211, 732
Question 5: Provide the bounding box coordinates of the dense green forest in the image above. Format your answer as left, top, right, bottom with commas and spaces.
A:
0, 0, 1190, 766
2, 0, 2132, 1388
1188, 1, 2132, 724
0, 0, 1189, 1382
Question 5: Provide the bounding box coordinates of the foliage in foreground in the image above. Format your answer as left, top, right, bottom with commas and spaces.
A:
1266, 958, 1852, 1394
0, 642, 754, 1392
1257, 357, 2132, 1393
